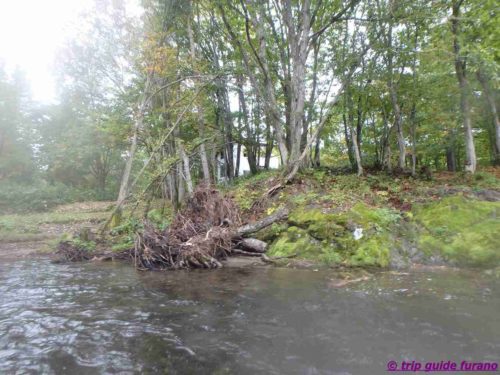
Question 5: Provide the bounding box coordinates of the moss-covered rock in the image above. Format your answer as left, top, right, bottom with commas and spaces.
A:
255, 222, 289, 242
349, 234, 391, 267
414, 195, 500, 267
268, 226, 342, 266
268, 203, 400, 267
288, 208, 346, 239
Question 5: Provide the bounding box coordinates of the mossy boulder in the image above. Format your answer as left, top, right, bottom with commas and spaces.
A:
268, 226, 342, 266
268, 203, 399, 267
255, 222, 289, 242
289, 208, 346, 240
414, 195, 500, 267
349, 233, 391, 267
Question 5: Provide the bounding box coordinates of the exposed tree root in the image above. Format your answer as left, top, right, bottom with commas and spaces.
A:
55, 185, 288, 270
130, 185, 287, 270
55, 241, 93, 262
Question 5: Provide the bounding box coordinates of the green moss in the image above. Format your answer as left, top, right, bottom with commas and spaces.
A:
109, 209, 122, 229
227, 170, 278, 211
268, 203, 399, 267
414, 196, 500, 266
111, 240, 134, 252
348, 203, 400, 228
289, 208, 334, 227
268, 226, 339, 264
308, 220, 346, 240
290, 192, 320, 205
349, 234, 391, 267
255, 222, 288, 242
289, 208, 347, 241
68, 237, 96, 252
147, 208, 170, 230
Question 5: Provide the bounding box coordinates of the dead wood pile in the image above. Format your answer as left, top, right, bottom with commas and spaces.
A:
132, 184, 288, 270
54, 185, 288, 270
55, 241, 94, 262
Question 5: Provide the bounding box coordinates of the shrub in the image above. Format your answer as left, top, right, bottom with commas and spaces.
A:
0, 181, 112, 213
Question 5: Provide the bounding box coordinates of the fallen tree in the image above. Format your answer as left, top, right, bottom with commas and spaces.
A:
57, 185, 289, 270
130, 186, 289, 270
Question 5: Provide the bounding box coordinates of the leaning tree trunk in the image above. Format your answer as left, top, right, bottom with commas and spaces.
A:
112, 75, 152, 228
117, 112, 141, 205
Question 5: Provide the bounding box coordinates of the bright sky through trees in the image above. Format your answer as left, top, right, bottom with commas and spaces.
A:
0, 0, 141, 103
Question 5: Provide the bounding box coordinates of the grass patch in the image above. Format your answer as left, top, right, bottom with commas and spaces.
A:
0, 210, 109, 242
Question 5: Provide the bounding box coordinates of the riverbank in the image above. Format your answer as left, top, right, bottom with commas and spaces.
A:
2, 168, 499, 269
224, 168, 500, 269
0, 201, 112, 261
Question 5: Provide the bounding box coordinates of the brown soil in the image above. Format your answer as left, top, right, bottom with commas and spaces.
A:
0, 241, 49, 261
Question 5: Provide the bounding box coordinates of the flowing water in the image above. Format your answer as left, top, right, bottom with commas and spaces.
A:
0, 257, 499, 374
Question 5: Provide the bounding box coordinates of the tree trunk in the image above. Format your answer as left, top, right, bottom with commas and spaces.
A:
343, 114, 355, 169
410, 103, 417, 176
351, 125, 364, 176
223, 101, 234, 179
385, 141, 392, 174
237, 208, 289, 236
236, 74, 258, 174
313, 137, 321, 167
116, 76, 152, 207
285, 0, 311, 167
179, 142, 193, 195
452, 1, 476, 173
235, 142, 241, 177
219, 5, 288, 164
477, 68, 500, 163
446, 147, 457, 172
388, 85, 406, 170
385, 11, 405, 171
117, 112, 141, 204
187, 9, 211, 183
177, 162, 185, 206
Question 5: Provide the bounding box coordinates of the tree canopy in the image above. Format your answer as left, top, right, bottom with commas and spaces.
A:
1, 0, 498, 211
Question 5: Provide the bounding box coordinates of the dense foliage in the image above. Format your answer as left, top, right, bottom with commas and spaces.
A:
0, 0, 498, 213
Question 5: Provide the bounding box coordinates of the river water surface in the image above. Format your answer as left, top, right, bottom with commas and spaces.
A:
0, 258, 499, 374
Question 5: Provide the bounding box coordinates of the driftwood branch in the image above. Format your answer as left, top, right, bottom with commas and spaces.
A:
236, 238, 268, 253
237, 208, 289, 236
232, 249, 264, 257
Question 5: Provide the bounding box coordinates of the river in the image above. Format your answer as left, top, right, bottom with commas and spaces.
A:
0, 258, 499, 374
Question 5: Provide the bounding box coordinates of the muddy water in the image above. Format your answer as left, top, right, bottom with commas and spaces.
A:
0, 258, 499, 374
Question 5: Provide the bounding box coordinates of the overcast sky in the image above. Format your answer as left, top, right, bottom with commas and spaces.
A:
0, 0, 141, 104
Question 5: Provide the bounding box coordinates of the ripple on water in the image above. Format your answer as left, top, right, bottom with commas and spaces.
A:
0, 259, 500, 374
